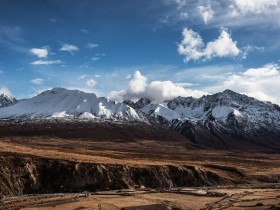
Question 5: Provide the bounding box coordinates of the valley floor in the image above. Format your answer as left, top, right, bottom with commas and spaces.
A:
1, 136, 280, 176
1, 126, 280, 209
1, 187, 280, 210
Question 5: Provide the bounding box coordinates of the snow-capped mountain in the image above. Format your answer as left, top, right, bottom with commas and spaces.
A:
0, 93, 17, 107
133, 90, 280, 148
0, 88, 144, 121
0, 88, 279, 149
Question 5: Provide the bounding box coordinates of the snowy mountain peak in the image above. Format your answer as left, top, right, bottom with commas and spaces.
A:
221, 89, 238, 95
123, 99, 135, 108
39, 88, 97, 98
135, 98, 153, 109
137, 90, 280, 137
0, 88, 144, 121
0, 93, 17, 107
209, 89, 247, 101
123, 97, 153, 109
129, 89, 280, 147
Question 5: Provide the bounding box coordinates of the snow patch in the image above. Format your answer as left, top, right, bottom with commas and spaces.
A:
212, 106, 233, 122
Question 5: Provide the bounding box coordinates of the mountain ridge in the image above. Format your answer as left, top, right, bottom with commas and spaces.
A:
0, 88, 279, 150
0, 88, 144, 121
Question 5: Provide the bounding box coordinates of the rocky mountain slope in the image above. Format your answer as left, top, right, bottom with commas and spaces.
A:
129, 90, 280, 149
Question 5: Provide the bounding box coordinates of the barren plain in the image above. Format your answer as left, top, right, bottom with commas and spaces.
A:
0, 121, 280, 209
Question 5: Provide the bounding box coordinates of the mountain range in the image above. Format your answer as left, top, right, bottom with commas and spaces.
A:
1, 88, 279, 150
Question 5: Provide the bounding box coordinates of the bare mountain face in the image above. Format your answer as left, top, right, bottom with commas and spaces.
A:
0, 88, 279, 150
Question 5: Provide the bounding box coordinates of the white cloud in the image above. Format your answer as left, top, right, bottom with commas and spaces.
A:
178, 27, 240, 62
109, 70, 207, 102
86, 78, 97, 87
109, 90, 126, 102
174, 82, 194, 87
87, 43, 99, 48
95, 53, 106, 57
78, 74, 88, 80
162, 0, 280, 36
206, 63, 280, 104
80, 29, 90, 34
175, 0, 187, 9
59, 44, 79, 55
231, 0, 280, 15
127, 70, 147, 94
180, 12, 188, 20
204, 28, 240, 59
31, 60, 62, 65
0, 86, 12, 96
48, 18, 62, 23
30, 78, 44, 85
30, 48, 48, 58
243, 64, 279, 77
178, 28, 204, 62
240, 46, 264, 59
91, 57, 100, 61
0, 26, 27, 53
197, 5, 214, 24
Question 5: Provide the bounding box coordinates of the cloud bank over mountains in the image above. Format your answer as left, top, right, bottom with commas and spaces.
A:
109, 63, 280, 105
109, 71, 207, 102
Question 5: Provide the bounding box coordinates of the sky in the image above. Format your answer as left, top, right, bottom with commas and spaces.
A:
0, 0, 280, 104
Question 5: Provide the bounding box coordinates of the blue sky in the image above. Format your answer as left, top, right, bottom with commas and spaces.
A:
0, 0, 280, 104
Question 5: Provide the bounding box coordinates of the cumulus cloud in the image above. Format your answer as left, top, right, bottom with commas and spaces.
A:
109, 70, 207, 102
127, 71, 147, 94
86, 78, 97, 87
0, 86, 12, 96
31, 60, 62, 65
178, 27, 240, 62
109, 64, 280, 105
30, 78, 44, 85
208, 63, 280, 104
30, 48, 48, 58
59, 44, 79, 55
197, 5, 214, 24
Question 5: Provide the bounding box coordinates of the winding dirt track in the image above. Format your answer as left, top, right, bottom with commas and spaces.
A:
1, 188, 280, 210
